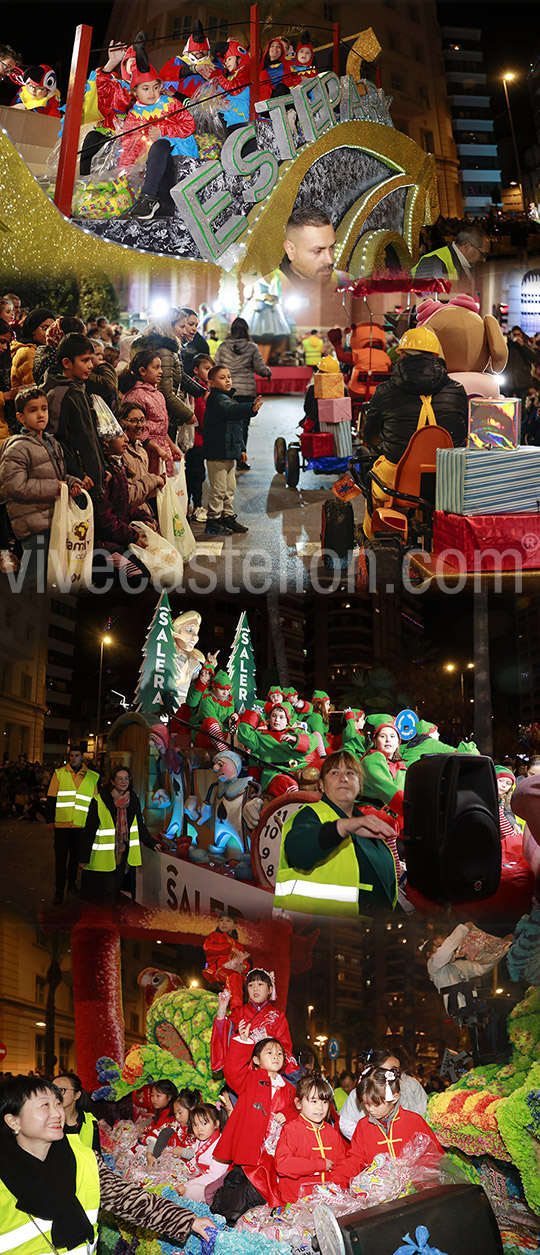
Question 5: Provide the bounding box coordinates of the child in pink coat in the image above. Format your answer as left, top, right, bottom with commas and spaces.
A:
122, 349, 183, 476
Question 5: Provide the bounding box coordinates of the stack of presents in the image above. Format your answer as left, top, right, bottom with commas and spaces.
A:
433, 398, 540, 571
301, 361, 354, 461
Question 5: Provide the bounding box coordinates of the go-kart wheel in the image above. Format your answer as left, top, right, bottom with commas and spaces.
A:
274, 436, 287, 474
321, 496, 355, 569
285, 444, 300, 488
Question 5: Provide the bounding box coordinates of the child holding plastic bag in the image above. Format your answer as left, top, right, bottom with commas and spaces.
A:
93, 422, 153, 583
121, 350, 183, 475
0, 386, 87, 584
332, 1064, 442, 1188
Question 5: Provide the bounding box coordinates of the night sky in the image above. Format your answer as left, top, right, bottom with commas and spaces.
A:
4, 0, 538, 164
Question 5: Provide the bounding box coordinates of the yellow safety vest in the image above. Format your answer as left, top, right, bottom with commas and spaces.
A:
302, 336, 324, 365
85, 794, 142, 874
274, 799, 372, 917
411, 245, 459, 282
73, 1112, 98, 1149
0, 1137, 100, 1255
54, 768, 99, 828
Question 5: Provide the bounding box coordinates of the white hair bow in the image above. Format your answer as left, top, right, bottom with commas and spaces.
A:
384, 1069, 397, 1102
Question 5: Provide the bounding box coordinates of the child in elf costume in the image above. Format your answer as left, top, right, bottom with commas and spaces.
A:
95, 33, 198, 221
191, 668, 236, 735
203, 912, 251, 1009
211, 973, 296, 1074
361, 720, 406, 823
341, 708, 367, 757
236, 703, 319, 797
13, 65, 62, 117
306, 690, 333, 751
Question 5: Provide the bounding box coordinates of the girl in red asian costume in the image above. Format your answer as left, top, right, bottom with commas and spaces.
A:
332, 1065, 442, 1187
210, 1031, 296, 1222
275, 1073, 348, 1203
202, 912, 250, 1010
177, 1103, 229, 1203
211, 973, 296, 1075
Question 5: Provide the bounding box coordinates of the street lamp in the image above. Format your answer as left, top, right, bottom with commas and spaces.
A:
502, 73, 524, 210
96, 634, 112, 756
444, 662, 474, 732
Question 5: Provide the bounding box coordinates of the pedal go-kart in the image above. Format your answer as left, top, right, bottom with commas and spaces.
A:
320, 417, 451, 579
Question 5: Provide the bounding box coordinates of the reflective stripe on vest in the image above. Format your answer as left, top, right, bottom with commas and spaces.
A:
275, 799, 369, 916
0, 1138, 100, 1255
85, 795, 142, 873
411, 245, 459, 282
54, 768, 99, 827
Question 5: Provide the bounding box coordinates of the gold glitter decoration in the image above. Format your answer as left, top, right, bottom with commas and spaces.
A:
350, 229, 413, 278
241, 121, 439, 281
346, 28, 382, 77
0, 129, 221, 286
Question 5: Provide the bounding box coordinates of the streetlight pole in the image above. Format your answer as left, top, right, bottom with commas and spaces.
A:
502, 74, 524, 210
96, 634, 112, 757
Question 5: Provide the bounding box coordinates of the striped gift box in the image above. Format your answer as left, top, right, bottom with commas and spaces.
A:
320, 420, 353, 457
435, 447, 540, 516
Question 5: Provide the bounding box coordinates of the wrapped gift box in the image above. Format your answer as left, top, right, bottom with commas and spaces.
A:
320, 420, 353, 456
433, 510, 540, 571
435, 447, 540, 515
468, 397, 521, 449
317, 397, 352, 423
313, 433, 334, 456
300, 433, 314, 457
314, 373, 344, 399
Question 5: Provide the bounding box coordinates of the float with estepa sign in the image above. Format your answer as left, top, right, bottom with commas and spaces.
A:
1, 23, 439, 282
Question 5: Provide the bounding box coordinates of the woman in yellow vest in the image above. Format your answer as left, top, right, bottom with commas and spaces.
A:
274, 750, 399, 918
0, 1076, 216, 1254
54, 1073, 101, 1153
80, 766, 159, 906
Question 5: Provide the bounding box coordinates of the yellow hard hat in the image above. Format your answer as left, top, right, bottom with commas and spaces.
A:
317, 355, 341, 373
397, 327, 444, 357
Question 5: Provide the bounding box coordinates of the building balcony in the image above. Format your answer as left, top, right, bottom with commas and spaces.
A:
446, 72, 487, 85
443, 49, 483, 62
449, 95, 491, 107
453, 118, 494, 131
440, 27, 482, 40
457, 143, 499, 156
460, 168, 502, 182
462, 194, 498, 208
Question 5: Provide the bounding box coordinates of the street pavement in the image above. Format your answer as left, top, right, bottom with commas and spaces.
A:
184, 394, 360, 593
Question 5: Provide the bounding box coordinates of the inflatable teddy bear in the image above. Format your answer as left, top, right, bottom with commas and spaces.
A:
327, 323, 392, 402
415, 294, 508, 400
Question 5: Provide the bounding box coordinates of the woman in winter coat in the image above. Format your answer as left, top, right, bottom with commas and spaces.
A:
80, 764, 159, 904
121, 349, 184, 476
10, 306, 55, 392
214, 318, 271, 463
132, 314, 200, 443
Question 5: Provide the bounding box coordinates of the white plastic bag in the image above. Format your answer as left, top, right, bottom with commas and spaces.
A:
156, 462, 196, 560
47, 483, 94, 591
128, 522, 184, 590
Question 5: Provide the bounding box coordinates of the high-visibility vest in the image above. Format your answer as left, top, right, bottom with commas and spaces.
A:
74, 1112, 98, 1149
0, 1137, 100, 1255
411, 245, 459, 282
85, 794, 142, 873
54, 768, 99, 828
274, 799, 371, 917
302, 335, 324, 365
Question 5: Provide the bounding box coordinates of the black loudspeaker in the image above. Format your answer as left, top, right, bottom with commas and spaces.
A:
402, 754, 501, 902
314, 1184, 502, 1255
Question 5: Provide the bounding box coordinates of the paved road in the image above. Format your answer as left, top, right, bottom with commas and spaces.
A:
184, 394, 359, 593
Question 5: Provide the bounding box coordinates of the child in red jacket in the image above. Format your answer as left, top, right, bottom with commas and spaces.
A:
211, 1031, 296, 1222
332, 1064, 442, 1187
203, 912, 250, 1010
275, 1072, 348, 1202
211, 971, 296, 1074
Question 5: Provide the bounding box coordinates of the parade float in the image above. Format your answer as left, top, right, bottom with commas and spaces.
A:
0, 21, 439, 285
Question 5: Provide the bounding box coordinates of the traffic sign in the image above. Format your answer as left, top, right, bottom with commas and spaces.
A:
328, 1037, 340, 1059
395, 709, 418, 740
0, 1042, 6, 1062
